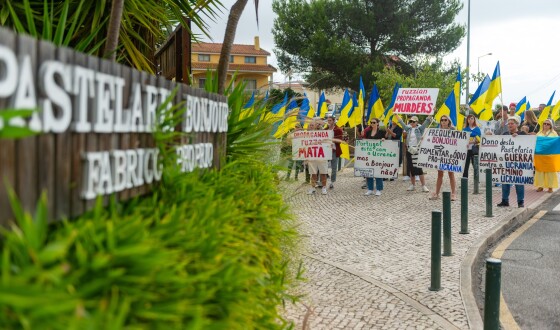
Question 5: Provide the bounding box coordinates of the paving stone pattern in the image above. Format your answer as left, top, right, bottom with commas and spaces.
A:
281, 168, 524, 329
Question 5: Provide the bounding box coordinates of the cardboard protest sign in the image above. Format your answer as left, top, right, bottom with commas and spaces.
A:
291, 130, 333, 160
478, 135, 537, 184
393, 88, 439, 115
416, 128, 470, 173
354, 140, 400, 178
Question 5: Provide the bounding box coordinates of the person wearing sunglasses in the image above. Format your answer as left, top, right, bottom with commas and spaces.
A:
497, 116, 527, 208
534, 119, 558, 193
429, 115, 457, 201
361, 118, 386, 196
397, 115, 433, 192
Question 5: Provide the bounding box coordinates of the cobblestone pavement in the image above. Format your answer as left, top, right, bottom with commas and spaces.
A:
280, 167, 547, 329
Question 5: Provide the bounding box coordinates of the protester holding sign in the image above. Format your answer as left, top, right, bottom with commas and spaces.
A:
498, 116, 527, 208
462, 114, 481, 178
327, 116, 343, 189
386, 119, 404, 167
429, 115, 458, 201
397, 115, 433, 192
304, 120, 331, 195
361, 118, 386, 196
535, 118, 559, 193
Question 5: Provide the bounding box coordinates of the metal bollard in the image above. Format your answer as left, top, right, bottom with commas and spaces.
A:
429, 210, 442, 291
485, 168, 493, 217
460, 177, 470, 234
484, 258, 502, 330
442, 192, 452, 256
473, 155, 480, 194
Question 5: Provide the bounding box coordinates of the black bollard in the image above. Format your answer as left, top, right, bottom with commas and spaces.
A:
473, 155, 480, 194
484, 258, 502, 330
485, 168, 493, 217
429, 210, 442, 291
460, 177, 469, 234
442, 192, 452, 256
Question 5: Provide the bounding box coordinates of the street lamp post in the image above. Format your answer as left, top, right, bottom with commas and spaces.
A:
477, 52, 492, 74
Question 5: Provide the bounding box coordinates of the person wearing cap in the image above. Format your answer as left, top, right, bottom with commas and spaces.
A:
397, 115, 433, 192
534, 118, 558, 193
497, 116, 527, 208
508, 102, 517, 116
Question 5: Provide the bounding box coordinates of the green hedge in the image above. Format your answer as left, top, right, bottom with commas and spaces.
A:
0, 159, 301, 329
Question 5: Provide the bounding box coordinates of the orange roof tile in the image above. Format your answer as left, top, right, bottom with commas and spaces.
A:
192, 62, 277, 73
192, 42, 271, 56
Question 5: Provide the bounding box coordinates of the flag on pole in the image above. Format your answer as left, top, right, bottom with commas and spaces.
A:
469, 75, 491, 115
366, 84, 384, 123
239, 91, 255, 120
538, 91, 556, 125
551, 99, 560, 122
435, 67, 464, 130
349, 92, 361, 128
485, 62, 502, 109
273, 98, 299, 138
382, 83, 402, 127
316, 91, 328, 118
336, 89, 352, 127
262, 92, 288, 123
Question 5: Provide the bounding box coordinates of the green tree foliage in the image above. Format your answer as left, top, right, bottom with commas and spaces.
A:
272, 0, 465, 91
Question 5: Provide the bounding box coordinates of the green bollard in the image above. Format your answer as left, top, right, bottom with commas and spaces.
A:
429, 210, 442, 291
473, 155, 480, 195
442, 192, 452, 256
485, 168, 493, 217
460, 177, 470, 234
484, 258, 502, 330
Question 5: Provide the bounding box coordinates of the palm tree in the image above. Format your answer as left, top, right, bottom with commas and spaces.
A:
1, 0, 223, 73
217, 0, 259, 94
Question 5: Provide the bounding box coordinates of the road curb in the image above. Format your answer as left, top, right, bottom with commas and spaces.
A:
460, 191, 555, 329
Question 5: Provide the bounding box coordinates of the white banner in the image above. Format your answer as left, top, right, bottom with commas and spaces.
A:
393, 88, 439, 115
416, 128, 470, 173
354, 140, 400, 178
291, 130, 333, 160
478, 135, 537, 185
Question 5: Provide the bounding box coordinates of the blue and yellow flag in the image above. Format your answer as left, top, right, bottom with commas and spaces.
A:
538, 91, 556, 125
273, 98, 299, 138
469, 75, 491, 115
435, 68, 464, 130
485, 62, 501, 108
535, 136, 560, 172
239, 91, 255, 120
515, 96, 528, 121
552, 99, 560, 122
336, 89, 352, 127
262, 92, 288, 123
349, 77, 365, 127
316, 91, 328, 118
382, 83, 402, 127
366, 84, 384, 123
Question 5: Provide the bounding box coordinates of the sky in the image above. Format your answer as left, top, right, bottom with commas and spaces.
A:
194, 0, 560, 107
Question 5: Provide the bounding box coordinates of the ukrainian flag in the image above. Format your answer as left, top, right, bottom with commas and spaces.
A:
366, 84, 384, 123
382, 83, 402, 127
317, 91, 328, 118
552, 99, 560, 122
239, 91, 255, 120
469, 75, 491, 115
485, 62, 501, 108
336, 89, 353, 127
538, 91, 556, 125
535, 136, 560, 172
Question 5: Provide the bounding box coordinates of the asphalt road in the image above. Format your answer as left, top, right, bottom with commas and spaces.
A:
501, 192, 560, 329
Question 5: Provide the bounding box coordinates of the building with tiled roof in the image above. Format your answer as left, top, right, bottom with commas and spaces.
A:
191, 37, 276, 93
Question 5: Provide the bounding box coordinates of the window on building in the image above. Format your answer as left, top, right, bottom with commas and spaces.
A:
244, 56, 256, 64
230, 55, 234, 63
198, 78, 206, 88
244, 79, 257, 91
198, 54, 210, 62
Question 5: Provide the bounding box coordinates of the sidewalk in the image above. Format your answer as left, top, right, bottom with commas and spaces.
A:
280, 168, 555, 329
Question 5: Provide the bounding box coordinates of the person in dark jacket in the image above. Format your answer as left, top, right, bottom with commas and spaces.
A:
361, 118, 386, 196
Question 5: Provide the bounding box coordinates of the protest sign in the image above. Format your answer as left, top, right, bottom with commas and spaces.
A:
291, 130, 333, 160
477, 119, 497, 135
478, 135, 537, 184
393, 88, 439, 115
416, 128, 470, 173
354, 140, 400, 178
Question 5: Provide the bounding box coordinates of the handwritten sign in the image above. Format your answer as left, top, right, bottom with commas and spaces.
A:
416, 128, 469, 173
393, 88, 439, 115
478, 136, 537, 184
291, 130, 333, 160
354, 140, 400, 178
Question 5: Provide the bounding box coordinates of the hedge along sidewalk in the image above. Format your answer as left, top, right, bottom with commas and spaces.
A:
280, 167, 541, 329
